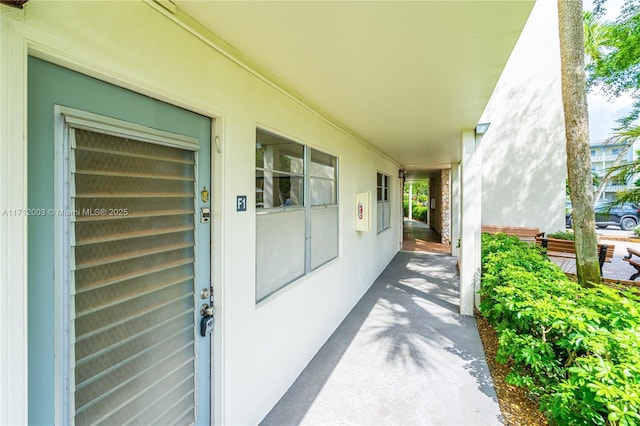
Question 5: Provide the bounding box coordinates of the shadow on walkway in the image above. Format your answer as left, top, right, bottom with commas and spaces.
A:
261, 251, 501, 426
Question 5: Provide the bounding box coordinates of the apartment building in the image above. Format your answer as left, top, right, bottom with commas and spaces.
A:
591, 140, 640, 201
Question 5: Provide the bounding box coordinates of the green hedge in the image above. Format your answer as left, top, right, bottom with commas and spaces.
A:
403, 201, 428, 222
547, 229, 575, 241
480, 233, 640, 425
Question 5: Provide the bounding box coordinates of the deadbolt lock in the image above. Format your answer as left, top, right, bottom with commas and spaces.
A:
200, 288, 211, 300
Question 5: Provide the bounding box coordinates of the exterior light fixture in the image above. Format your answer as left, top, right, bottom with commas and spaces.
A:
0, 0, 29, 7
475, 122, 491, 135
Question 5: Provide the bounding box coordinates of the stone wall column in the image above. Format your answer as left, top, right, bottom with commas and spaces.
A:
440, 169, 451, 245
451, 163, 461, 256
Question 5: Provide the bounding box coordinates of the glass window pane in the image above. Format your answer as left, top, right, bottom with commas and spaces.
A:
377, 201, 391, 233
377, 187, 382, 201
377, 173, 382, 186
311, 206, 338, 270
256, 210, 306, 301
256, 129, 304, 174
256, 170, 304, 208
255, 129, 340, 302
310, 178, 336, 205
383, 202, 391, 229
310, 149, 336, 179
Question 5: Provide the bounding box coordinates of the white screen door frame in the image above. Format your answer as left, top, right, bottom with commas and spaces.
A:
54, 106, 212, 425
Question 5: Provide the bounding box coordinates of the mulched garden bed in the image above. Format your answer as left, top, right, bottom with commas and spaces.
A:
476, 314, 549, 426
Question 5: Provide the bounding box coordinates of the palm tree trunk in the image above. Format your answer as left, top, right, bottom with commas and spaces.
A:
558, 0, 601, 285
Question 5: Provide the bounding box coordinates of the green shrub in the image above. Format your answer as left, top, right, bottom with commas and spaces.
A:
634, 225, 640, 237
403, 201, 428, 222
480, 233, 640, 425
413, 205, 428, 222
547, 230, 575, 241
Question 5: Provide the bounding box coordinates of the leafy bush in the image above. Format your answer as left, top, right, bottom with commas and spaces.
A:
480, 233, 640, 425
413, 205, 428, 222
403, 201, 428, 222
634, 225, 640, 237
547, 230, 575, 241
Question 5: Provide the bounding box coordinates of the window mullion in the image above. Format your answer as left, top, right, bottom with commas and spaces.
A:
384, 177, 388, 225
304, 146, 311, 273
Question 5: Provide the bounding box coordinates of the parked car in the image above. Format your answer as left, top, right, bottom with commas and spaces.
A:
566, 201, 572, 228
594, 202, 640, 231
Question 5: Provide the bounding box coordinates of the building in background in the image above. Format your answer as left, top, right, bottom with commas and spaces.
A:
591, 140, 640, 202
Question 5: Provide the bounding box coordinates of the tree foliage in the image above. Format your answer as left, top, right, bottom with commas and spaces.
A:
585, 1, 640, 128
403, 181, 429, 222
403, 181, 428, 199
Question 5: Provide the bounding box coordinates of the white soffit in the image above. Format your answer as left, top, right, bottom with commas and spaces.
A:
175, 1, 534, 171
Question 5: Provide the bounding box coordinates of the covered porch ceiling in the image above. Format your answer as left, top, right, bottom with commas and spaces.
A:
174, 1, 535, 178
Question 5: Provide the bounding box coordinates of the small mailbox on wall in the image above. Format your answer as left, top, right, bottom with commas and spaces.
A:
355, 191, 371, 232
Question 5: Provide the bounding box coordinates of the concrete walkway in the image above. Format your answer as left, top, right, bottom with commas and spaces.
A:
261, 251, 502, 426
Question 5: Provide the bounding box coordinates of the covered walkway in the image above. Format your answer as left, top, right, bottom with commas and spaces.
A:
402, 218, 452, 254
261, 251, 501, 425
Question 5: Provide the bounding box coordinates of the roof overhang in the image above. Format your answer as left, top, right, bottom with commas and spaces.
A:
174, 0, 535, 177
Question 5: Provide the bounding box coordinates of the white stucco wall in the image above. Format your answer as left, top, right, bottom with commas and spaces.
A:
0, 2, 401, 424
479, 0, 566, 234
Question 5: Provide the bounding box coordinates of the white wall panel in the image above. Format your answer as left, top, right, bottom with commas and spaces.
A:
480, 0, 565, 233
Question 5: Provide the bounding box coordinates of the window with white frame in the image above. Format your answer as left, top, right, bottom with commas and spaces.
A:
255, 129, 338, 302
377, 172, 391, 233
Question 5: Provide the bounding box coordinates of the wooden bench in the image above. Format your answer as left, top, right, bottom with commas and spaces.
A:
535, 236, 614, 273
623, 247, 640, 280
481, 225, 544, 243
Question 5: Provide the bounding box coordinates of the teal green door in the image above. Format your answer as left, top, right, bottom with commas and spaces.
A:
28, 57, 212, 425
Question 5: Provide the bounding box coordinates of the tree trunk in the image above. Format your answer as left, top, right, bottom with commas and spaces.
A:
558, 0, 601, 285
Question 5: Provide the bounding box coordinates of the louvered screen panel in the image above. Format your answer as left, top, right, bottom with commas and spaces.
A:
71, 129, 197, 425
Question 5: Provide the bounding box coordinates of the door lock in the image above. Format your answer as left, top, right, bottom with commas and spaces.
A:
200, 288, 211, 300
199, 303, 215, 337
200, 303, 215, 317
200, 315, 214, 337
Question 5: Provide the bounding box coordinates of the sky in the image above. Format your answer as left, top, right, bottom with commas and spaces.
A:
588, 92, 633, 143
584, 0, 635, 143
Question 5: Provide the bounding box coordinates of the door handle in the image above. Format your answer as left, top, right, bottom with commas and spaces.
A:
200, 303, 215, 317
